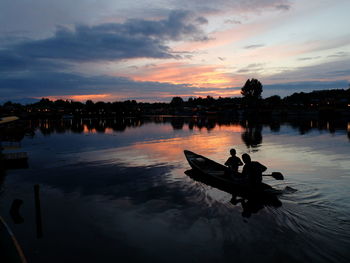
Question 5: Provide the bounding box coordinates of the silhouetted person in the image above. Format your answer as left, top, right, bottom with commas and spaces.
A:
225, 149, 243, 175
241, 153, 267, 186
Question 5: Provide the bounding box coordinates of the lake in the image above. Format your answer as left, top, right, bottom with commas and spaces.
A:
1, 117, 350, 263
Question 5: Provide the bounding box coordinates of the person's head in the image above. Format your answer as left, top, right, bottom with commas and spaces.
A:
230, 148, 236, 156
242, 153, 251, 164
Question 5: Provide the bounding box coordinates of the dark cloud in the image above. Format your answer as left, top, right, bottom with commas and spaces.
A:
0, 10, 212, 101
0, 70, 196, 100
116, 10, 208, 41
165, 0, 291, 15
0, 10, 210, 101
327, 52, 348, 58
236, 63, 265, 73
1, 10, 208, 67
244, 44, 265, 49
268, 59, 350, 81
0, 50, 70, 72
13, 25, 173, 62
0, 1, 291, 41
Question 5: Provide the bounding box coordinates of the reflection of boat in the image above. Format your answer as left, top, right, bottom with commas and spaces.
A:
0, 216, 27, 263
184, 150, 282, 196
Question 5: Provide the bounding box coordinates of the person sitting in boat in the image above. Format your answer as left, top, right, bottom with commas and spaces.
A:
225, 148, 243, 175
241, 153, 267, 186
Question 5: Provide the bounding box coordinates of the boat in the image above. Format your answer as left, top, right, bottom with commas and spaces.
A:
0, 116, 19, 125
184, 150, 285, 216
184, 150, 283, 195
0, 216, 27, 263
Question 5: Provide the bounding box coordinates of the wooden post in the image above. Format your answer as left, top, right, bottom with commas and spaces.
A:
34, 184, 43, 238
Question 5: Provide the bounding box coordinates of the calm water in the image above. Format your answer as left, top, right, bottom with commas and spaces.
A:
1, 117, 350, 263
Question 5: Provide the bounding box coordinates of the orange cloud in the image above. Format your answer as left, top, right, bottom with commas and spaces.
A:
124, 62, 236, 88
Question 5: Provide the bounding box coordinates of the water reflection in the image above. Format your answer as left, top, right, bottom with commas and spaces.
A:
185, 169, 282, 218
241, 121, 263, 150
170, 118, 185, 130
25, 117, 350, 138
1, 116, 350, 263
28, 118, 144, 135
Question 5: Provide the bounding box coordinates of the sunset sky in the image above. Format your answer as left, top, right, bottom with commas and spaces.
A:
1, 0, 349, 102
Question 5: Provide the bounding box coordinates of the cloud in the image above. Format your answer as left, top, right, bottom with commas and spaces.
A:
236, 63, 265, 73
327, 51, 348, 58
0, 0, 292, 41
224, 19, 242, 25
122, 62, 234, 87
0, 9, 211, 101
164, 0, 292, 15
268, 59, 350, 81
13, 25, 173, 62
0, 50, 70, 72
117, 10, 208, 41
297, 56, 321, 61
275, 4, 290, 11
0, 71, 195, 101
0, 10, 208, 69
244, 44, 265, 49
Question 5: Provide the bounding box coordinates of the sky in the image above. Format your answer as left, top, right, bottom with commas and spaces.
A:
0, 0, 349, 102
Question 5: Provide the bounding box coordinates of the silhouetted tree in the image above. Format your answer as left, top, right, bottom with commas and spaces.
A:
170, 97, 184, 107
241, 79, 263, 107
264, 95, 281, 107
85, 100, 95, 113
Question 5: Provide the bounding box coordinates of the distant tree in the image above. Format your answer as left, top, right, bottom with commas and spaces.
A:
71, 101, 84, 110
264, 95, 281, 107
85, 100, 95, 113
204, 95, 215, 106
170, 97, 184, 107
54, 99, 70, 108
3, 101, 14, 107
86, 100, 94, 106
241, 79, 263, 100
95, 101, 106, 108
187, 97, 194, 106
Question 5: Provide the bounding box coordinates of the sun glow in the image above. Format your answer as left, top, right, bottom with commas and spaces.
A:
122, 62, 236, 88
37, 94, 112, 102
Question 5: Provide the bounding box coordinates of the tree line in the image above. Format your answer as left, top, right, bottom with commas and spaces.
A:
1, 79, 349, 118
